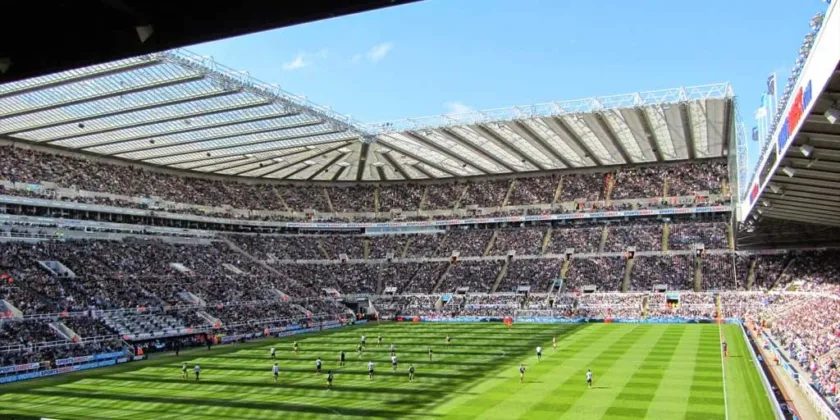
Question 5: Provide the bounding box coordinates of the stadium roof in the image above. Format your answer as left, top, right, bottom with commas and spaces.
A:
0, 49, 735, 182
751, 66, 840, 227
743, 2, 840, 229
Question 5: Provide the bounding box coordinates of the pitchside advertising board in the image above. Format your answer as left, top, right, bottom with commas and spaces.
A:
419, 316, 740, 324
743, 0, 840, 219
0, 351, 129, 384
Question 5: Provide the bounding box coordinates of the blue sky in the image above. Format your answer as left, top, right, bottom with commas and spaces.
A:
190, 0, 829, 172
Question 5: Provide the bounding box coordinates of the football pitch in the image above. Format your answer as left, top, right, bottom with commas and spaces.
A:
0, 323, 774, 419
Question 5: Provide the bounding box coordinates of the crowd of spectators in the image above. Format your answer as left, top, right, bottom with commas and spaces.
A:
546, 226, 603, 254
630, 256, 692, 291
611, 167, 665, 200
507, 176, 558, 206
669, 221, 729, 250
61, 317, 116, 338
378, 185, 423, 212
605, 222, 663, 252
0, 147, 729, 218
491, 228, 546, 256
204, 302, 303, 325
768, 295, 840, 412
368, 235, 409, 259
565, 257, 626, 291
702, 255, 735, 290
320, 235, 365, 260
499, 259, 563, 292
666, 160, 727, 196
779, 250, 840, 289
559, 173, 604, 202
437, 261, 503, 293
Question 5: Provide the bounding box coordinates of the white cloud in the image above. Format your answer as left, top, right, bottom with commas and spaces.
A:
351, 53, 363, 63
366, 42, 394, 62
282, 54, 308, 71
281, 49, 329, 71
444, 101, 475, 115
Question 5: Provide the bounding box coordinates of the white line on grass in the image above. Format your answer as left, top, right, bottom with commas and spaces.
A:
718, 323, 730, 420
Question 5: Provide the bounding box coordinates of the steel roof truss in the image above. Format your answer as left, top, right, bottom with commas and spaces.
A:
0, 74, 205, 120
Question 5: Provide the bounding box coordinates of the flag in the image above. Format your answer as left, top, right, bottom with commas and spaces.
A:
752, 126, 759, 141
767, 74, 776, 95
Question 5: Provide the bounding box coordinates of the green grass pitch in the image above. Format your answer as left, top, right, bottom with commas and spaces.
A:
0, 323, 774, 419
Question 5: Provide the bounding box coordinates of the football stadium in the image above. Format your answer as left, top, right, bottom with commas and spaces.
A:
0, 1, 839, 419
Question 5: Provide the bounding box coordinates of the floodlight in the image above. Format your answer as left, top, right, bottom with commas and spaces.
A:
799, 145, 814, 157
782, 166, 795, 177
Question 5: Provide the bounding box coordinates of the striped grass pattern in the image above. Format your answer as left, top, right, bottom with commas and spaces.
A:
0, 323, 774, 419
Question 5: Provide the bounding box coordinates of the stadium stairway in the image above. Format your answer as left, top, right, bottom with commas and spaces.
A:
540, 228, 553, 254
14, 273, 60, 313
375, 264, 386, 294
483, 231, 499, 256
662, 223, 670, 251
316, 240, 331, 259
621, 258, 635, 292
50, 321, 78, 342
598, 226, 609, 253
431, 263, 455, 294
363, 238, 371, 260
769, 256, 798, 290
501, 180, 516, 207
274, 189, 292, 212
418, 186, 429, 210
0, 299, 23, 318
197, 310, 221, 326
400, 238, 412, 259
324, 188, 335, 213
373, 188, 380, 213
489, 259, 511, 293
219, 237, 286, 278
746, 258, 757, 290
693, 255, 703, 292
552, 177, 563, 204
726, 223, 735, 250
453, 184, 469, 210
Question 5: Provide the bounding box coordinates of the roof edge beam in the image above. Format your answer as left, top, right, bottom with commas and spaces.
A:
551, 117, 603, 166
404, 131, 488, 174
634, 108, 664, 162
199, 146, 334, 173
438, 128, 518, 172
470, 124, 547, 170
256, 143, 351, 178
135, 129, 346, 162
42, 100, 273, 144
100, 118, 319, 154
380, 151, 412, 180
356, 143, 371, 181
721, 99, 733, 156
376, 139, 457, 177
594, 114, 633, 163
508, 121, 573, 168
680, 103, 697, 160
331, 165, 348, 181
413, 164, 437, 178
308, 152, 350, 181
